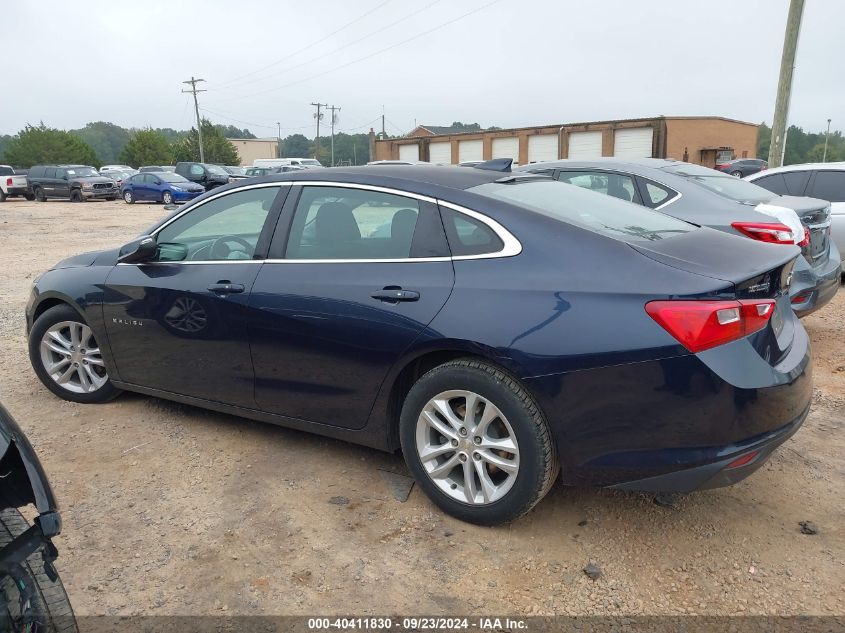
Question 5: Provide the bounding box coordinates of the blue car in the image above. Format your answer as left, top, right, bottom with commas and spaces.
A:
25, 163, 811, 525
121, 172, 204, 205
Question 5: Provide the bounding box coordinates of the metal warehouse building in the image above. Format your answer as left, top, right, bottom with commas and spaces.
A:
373, 116, 758, 167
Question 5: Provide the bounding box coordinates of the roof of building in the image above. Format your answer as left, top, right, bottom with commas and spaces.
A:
414, 125, 488, 136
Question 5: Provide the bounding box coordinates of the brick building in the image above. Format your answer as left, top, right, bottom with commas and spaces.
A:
372, 116, 758, 168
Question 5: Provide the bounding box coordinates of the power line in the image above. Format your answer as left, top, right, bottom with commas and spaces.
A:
210, 0, 443, 93
199, 106, 314, 132
181, 77, 207, 162
206, 0, 503, 104
215, 0, 393, 90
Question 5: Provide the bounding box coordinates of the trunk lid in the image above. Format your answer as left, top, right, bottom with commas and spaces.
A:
765, 195, 832, 266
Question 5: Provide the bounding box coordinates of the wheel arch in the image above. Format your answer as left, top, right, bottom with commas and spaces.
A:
373, 341, 533, 451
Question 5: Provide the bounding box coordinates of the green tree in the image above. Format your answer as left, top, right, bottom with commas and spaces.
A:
757, 122, 771, 161
70, 121, 131, 164
4, 124, 99, 168
216, 124, 256, 139
172, 119, 240, 164
279, 134, 312, 158
806, 142, 843, 163
0, 135, 12, 162
119, 129, 174, 167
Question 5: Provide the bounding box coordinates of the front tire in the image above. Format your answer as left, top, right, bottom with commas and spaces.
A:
0, 508, 78, 633
28, 305, 121, 404
123, 190, 134, 204
69, 190, 83, 203
162, 191, 173, 205
399, 359, 558, 525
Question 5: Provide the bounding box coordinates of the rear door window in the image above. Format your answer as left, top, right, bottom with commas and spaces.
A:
808, 171, 845, 202
556, 170, 641, 204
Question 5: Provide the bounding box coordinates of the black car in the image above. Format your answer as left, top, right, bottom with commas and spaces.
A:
139, 166, 176, 173
28, 165, 118, 202
174, 162, 230, 190
0, 404, 76, 631
716, 158, 768, 177
25, 163, 810, 525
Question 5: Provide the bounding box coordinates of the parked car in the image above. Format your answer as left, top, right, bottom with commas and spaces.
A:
104, 168, 137, 189
716, 158, 768, 177
121, 172, 205, 204
99, 164, 133, 174
26, 164, 811, 525
518, 158, 840, 317
245, 166, 305, 177
0, 403, 77, 631
252, 158, 324, 169
746, 162, 845, 265
174, 162, 231, 190
139, 166, 176, 173
221, 166, 248, 183
0, 164, 34, 201
27, 165, 118, 202
367, 160, 434, 166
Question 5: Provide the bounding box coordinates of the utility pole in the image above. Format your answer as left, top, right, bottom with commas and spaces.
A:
276, 122, 281, 158
182, 77, 207, 163
328, 105, 341, 166
823, 118, 832, 162
768, 0, 805, 168
311, 102, 327, 163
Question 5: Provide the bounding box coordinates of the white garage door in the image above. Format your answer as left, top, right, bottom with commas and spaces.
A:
459, 139, 483, 163
398, 143, 420, 162
491, 136, 519, 163
567, 131, 603, 159
614, 127, 654, 158
428, 141, 452, 165
527, 134, 558, 163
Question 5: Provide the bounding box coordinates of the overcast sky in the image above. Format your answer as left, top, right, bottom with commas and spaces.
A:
3, 0, 843, 137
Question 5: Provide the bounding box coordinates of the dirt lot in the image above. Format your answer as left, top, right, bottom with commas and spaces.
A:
0, 198, 843, 617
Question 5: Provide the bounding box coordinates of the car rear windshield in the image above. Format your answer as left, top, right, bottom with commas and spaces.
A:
0, 167, 13, 176
469, 180, 694, 242
206, 165, 229, 176
160, 173, 189, 183
665, 164, 774, 204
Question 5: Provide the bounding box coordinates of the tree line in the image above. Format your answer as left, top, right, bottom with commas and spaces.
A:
756, 122, 844, 164
0, 120, 372, 169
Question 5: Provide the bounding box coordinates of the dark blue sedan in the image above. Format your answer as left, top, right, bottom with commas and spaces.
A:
121, 172, 204, 205
25, 163, 811, 524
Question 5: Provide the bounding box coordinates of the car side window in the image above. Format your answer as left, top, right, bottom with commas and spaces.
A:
189, 164, 204, 176
639, 179, 677, 208
557, 171, 640, 204
440, 207, 504, 256
751, 173, 789, 195
808, 171, 845, 202
781, 171, 810, 195
286, 186, 422, 260
154, 186, 279, 262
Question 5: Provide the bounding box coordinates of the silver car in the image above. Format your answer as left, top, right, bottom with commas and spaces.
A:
518, 158, 841, 316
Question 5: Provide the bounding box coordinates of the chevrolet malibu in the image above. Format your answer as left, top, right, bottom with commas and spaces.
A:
25, 164, 811, 524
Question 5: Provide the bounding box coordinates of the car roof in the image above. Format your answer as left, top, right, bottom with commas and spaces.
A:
253, 165, 511, 191
516, 157, 687, 173
750, 161, 845, 174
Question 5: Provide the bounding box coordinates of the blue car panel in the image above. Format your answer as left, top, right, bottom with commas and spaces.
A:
120, 172, 204, 203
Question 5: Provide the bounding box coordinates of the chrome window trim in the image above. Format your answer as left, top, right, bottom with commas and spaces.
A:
120, 180, 522, 266
551, 166, 683, 211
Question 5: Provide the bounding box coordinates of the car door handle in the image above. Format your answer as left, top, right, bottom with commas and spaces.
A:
208, 282, 245, 295
371, 288, 420, 302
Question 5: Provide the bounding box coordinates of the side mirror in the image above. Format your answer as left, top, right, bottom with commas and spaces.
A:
62, 175, 68, 181
118, 235, 157, 264
154, 180, 162, 185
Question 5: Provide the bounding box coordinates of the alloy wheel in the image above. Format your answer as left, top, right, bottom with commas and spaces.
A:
415, 390, 520, 505
39, 321, 108, 394
123, 191, 133, 204
162, 191, 173, 204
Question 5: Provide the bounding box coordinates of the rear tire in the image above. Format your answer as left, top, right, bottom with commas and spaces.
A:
69, 190, 82, 203
24, 193, 35, 201
731, 170, 743, 177
399, 359, 559, 525
34, 187, 46, 202
0, 508, 78, 633
0, 189, 6, 202
28, 304, 121, 404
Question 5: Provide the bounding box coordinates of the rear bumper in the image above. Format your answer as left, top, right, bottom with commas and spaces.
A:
791, 254, 841, 317
610, 405, 807, 492
5, 186, 29, 196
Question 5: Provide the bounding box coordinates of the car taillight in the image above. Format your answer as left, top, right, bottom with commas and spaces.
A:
797, 227, 810, 247
715, 164, 727, 170
5, 178, 11, 186
645, 299, 776, 353
731, 222, 795, 245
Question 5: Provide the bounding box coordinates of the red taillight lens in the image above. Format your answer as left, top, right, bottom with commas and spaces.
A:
731, 222, 795, 245
5, 178, 11, 186
725, 451, 760, 469
797, 227, 810, 247
645, 299, 776, 353
715, 164, 727, 170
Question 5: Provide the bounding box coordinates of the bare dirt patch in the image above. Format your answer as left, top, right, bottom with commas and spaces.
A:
0, 198, 842, 616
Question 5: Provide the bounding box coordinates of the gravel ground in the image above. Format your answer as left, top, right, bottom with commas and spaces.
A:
0, 198, 842, 617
